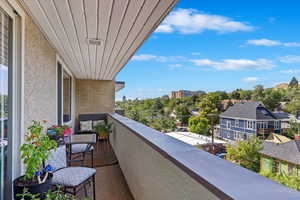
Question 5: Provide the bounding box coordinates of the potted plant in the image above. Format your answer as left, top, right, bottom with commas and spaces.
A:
47, 125, 72, 144
94, 123, 112, 140
14, 121, 57, 200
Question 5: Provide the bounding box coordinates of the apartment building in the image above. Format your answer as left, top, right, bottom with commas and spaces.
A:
171, 90, 204, 98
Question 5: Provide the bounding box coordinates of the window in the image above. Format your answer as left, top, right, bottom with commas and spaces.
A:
274, 121, 280, 129
0, 9, 12, 199
57, 63, 72, 124
235, 119, 239, 127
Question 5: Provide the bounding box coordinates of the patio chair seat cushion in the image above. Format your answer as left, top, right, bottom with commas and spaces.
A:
53, 167, 96, 187
71, 144, 94, 154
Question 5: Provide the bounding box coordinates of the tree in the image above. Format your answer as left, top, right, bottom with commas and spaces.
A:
188, 116, 210, 135
239, 90, 253, 100
231, 89, 241, 100
285, 120, 300, 139
226, 137, 263, 172
286, 96, 300, 117
199, 93, 220, 116
263, 89, 282, 111
175, 105, 190, 126
252, 85, 264, 101
150, 117, 176, 132
289, 77, 299, 88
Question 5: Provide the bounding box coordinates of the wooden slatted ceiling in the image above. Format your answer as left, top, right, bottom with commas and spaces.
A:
20, 0, 178, 80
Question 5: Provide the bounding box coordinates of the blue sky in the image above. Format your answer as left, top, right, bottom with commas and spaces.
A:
116, 0, 300, 100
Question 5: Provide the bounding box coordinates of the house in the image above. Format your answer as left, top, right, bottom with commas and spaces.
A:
220, 99, 253, 111
260, 140, 300, 176
219, 102, 281, 141
1, 0, 300, 199
273, 111, 300, 132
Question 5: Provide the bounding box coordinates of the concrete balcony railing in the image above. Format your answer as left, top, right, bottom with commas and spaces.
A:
107, 113, 300, 200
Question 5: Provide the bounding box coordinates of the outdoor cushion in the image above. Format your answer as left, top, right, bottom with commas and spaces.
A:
46, 146, 67, 170
52, 167, 96, 187
80, 120, 92, 131
71, 144, 94, 154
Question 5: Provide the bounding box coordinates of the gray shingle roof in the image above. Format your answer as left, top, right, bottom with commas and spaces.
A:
259, 140, 300, 165
219, 102, 277, 120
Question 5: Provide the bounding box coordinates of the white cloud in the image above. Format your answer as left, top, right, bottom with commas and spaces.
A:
279, 55, 300, 63
243, 77, 259, 82
283, 42, 300, 47
280, 69, 300, 74
169, 64, 183, 69
131, 54, 186, 63
190, 58, 275, 70
131, 54, 167, 62
247, 39, 281, 46
247, 38, 300, 47
155, 25, 173, 33
156, 9, 254, 34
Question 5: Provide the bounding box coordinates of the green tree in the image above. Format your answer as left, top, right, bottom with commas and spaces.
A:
226, 137, 263, 172
252, 85, 265, 101
263, 89, 282, 111
150, 117, 176, 132
231, 89, 241, 100
175, 105, 190, 126
289, 77, 299, 88
285, 120, 300, 138
188, 116, 210, 135
286, 96, 300, 117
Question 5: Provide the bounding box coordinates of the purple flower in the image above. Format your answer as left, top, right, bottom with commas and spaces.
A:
44, 164, 55, 172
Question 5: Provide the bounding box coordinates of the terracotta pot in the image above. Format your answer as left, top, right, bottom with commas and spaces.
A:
295, 135, 300, 140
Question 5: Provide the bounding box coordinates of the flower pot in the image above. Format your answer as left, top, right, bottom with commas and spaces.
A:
99, 131, 109, 140
14, 173, 53, 200
295, 135, 300, 140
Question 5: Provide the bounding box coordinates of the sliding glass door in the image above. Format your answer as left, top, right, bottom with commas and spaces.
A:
0, 7, 12, 199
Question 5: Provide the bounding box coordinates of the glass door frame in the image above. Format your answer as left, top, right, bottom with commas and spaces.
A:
0, 0, 23, 199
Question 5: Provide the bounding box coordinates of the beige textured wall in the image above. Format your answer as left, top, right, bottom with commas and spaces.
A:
108, 115, 219, 200
24, 15, 57, 128
76, 80, 115, 115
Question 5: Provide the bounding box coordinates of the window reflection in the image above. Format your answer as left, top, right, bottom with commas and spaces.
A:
63, 70, 71, 122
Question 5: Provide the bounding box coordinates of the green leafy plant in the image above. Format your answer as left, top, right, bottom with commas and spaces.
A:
226, 137, 262, 172
94, 122, 112, 138
261, 172, 300, 191
20, 120, 57, 181
16, 188, 40, 200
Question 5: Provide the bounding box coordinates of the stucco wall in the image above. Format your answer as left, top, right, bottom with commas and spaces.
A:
76, 80, 115, 115
24, 15, 57, 128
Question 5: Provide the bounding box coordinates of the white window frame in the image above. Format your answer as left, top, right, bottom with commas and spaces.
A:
0, 1, 25, 199
56, 55, 73, 126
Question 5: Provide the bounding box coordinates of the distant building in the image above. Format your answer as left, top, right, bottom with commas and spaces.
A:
220, 99, 253, 111
219, 102, 281, 141
171, 90, 204, 98
260, 140, 300, 176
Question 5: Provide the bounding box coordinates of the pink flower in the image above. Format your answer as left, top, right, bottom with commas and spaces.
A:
63, 128, 72, 136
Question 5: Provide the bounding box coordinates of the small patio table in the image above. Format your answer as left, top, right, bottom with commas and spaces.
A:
65, 134, 97, 166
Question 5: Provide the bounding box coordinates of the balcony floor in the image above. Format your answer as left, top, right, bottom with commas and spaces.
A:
72, 141, 134, 200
